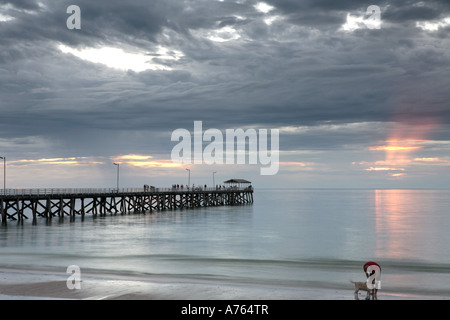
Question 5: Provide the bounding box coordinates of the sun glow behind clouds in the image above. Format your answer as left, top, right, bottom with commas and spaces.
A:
417, 16, 450, 31
0, 13, 14, 22
58, 44, 183, 72
113, 154, 183, 168
254, 2, 274, 14
10, 157, 102, 166
206, 26, 241, 42
340, 11, 381, 31
9, 154, 184, 171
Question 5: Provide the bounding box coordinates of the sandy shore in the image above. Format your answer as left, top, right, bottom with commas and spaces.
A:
0, 267, 448, 300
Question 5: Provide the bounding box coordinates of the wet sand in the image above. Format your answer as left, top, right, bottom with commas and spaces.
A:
0, 267, 448, 300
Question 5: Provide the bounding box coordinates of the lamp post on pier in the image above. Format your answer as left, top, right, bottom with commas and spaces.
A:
212, 171, 216, 189
113, 163, 120, 192
186, 168, 190, 189
0, 156, 5, 195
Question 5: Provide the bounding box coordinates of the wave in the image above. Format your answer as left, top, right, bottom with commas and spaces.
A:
102, 254, 450, 273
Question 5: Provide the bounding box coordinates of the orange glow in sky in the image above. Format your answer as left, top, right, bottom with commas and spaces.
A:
367, 117, 439, 177
369, 145, 422, 151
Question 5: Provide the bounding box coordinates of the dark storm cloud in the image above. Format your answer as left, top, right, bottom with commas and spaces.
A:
0, 0, 167, 48
0, 0, 257, 49
0, 0, 40, 10
265, 0, 450, 26
383, 0, 450, 23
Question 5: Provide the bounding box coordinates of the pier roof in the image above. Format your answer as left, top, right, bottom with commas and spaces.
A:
223, 179, 251, 184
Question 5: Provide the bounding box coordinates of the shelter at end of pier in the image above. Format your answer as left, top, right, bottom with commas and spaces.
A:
224, 179, 252, 190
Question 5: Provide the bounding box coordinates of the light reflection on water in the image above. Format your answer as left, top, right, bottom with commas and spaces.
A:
374, 189, 450, 262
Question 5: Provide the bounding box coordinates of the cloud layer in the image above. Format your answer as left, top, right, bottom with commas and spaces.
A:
1, 0, 449, 188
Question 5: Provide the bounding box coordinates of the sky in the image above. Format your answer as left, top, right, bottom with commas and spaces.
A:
0, 0, 449, 189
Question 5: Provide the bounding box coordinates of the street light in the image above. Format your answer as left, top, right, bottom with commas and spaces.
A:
113, 163, 119, 191
185, 168, 190, 188
212, 171, 217, 188
0, 156, 5, 194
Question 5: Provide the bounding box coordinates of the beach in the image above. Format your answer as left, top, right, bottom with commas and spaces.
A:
1, 267, 448, 300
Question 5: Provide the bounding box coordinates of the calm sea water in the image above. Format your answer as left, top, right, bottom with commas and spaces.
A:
1, 188, 450, 298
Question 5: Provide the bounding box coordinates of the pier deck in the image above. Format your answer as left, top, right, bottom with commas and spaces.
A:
0, 187, 253, 224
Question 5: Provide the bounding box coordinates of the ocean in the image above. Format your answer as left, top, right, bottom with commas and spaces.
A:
1, 188, 450, 300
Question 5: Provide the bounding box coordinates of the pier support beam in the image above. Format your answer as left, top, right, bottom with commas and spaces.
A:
1, 198, 5, 225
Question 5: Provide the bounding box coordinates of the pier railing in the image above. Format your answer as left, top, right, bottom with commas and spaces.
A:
0, 186, 253, 197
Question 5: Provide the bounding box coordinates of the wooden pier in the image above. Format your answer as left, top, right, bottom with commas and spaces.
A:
0, 187, 253, 224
